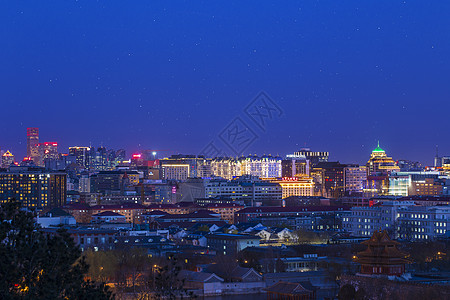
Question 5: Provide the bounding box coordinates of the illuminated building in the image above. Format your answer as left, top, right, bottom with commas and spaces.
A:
44, 154, 76, 170
239, 155, 282, 178
397, 159, 423, 172
69, 146, 91, 169
205, 177, 282, 206
211, 155, 282, 180
159, 155, 212, 180
0, 166, 66, 210
389, 172, 443, 197
27, 127, 39, 163
312, 162, 347, 198
90, 170, 139, 194
37, 142, 58, 166
235, 205, 349, 224
90, 147, 108, 170
344, 165, 367, 194
1, 150, 15, 168
344, 200, 450, 241
270, 177, 314, 199
204, 203, 244, 224
20, 157, 36, 167
366, 142, 399, 176
293, 148, 329, 166
411, 178, 443, 196
388, 174, 411, 196
443, 156, 450, 171
211, 158, 241, 180
162, 164, 190, 181
281, 154, 310, 177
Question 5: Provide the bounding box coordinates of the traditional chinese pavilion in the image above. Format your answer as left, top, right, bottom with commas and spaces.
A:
354, 230, 410, 276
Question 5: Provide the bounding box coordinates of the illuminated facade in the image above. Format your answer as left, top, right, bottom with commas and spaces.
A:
162, 164, 190, 181
270, 177, 314, 199
26, 127, 39, 163
344, 165, 367, 194
0, 166, 66, 209
345, 200, 450, 240
411, 178, 443, 196
160, 155, 212, 180
1, 150, 15, 168
281, 155, 310, 177
312, 162, 346, 198
366, 142, 399, 176
293, 148, 329, 166
69, 146, 91, 169
90, 147, 109, 171
205, 178, 282, 206
211, 158, 242, 180
211, 155, 281, 180
37, 142, 58, 166
388, 174, 411, 196
389, 172, 444, 197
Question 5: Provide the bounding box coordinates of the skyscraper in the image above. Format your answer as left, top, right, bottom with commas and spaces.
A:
37, 142, 59, 166
1, 150, 15, 168
27, 127, 39, 162
69, 146, 91, 169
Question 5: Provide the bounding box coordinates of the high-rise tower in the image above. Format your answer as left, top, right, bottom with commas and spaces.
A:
27, 128, 39, 161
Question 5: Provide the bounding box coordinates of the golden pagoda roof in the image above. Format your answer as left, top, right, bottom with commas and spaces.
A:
2, 150, 13, 157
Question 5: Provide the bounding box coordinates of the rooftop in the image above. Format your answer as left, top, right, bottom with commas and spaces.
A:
372, 141, 386, 153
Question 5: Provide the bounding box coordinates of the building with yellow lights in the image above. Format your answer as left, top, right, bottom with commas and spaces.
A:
211, 155, 282, 180
0, 166, 66, 210
269, 177, 315, 199
159, 155, 212, 180
366, 142, 400, 176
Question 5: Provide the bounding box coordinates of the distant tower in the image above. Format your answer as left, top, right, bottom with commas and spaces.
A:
27, 128, 39, 161
2, 150, 15, 168
434, 145, 442, 168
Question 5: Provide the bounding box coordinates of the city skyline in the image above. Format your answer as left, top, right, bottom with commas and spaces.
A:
1, 1, 450, 165
0, 126, 440, 167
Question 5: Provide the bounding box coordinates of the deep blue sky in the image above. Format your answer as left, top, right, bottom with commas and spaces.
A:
1, 1, 449, 165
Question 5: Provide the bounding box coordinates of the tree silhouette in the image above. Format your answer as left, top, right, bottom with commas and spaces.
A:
0, 199, 113, 299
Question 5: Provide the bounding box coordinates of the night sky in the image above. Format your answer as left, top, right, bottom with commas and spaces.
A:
1, 1, 449, 165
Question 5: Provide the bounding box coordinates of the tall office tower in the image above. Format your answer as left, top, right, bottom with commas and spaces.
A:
69, 146, 91, 169
1, 151, 15, 168
27, 127, 40, 162
37, 142, 59, 166
90, 147, 108, 171
293, 148, 329, 167
434, 145, 442, 168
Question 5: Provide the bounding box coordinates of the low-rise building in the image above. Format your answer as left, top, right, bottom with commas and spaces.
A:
204, 203, 244, 224
235, 205, 350, 225
344, 200, 450, 240
92, 211, 127, 223
207, 233, 260, 256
